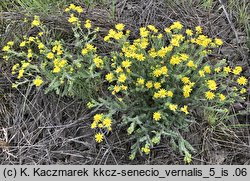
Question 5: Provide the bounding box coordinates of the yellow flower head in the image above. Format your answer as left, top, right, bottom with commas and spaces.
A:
137, 78, 145, 86
153, 112, 161, 121
115, 23, 125, 31
169, 104, 178, 112
154, 82, 161, 89
122, 60, 132, 68
237, 76, 247, 86
219, 94, 226, 101
240, 88, 246, 94
181, 77, 190, 84
207, 80, 217, 91
181, 105, 189, 114
95, 133, 104, 143
214, 38, 223, 46
167, 91, 173, 97
118, 73, 127, 83
68, 14, 79, 25
103, 118, 112, 128
170, 21, 183, 30
84, 20, 92, 29
233, 66, 242, 75
186, 29, 193, 36
195, 26, 202, 34
33, 77, 43, 87
146, 81, 153, 89
223, 66, 231, 74
203, 65, 211, 74
94, 114, 103, 122
205, 91, 215, 100
31, 16, 40, 27
105, 73, 114, 82
47, 52, 54, 59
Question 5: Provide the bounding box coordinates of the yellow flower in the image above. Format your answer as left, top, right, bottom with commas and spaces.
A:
103, 118, 112, 128
118, 73, 127, 83
115, 23, 125, 31
81, 48, 88, 55
186, 29, 193, 36
115, 66, 123, 73
7, 41, 14, 46
146, 81, 153, 89
154, 82, 161, 89
153, 112, 161, 121
153, 68, 162, 77
75, 6, 83, 13
219, 94, 226, 101
120, 85, 128, 90
237, 76, 247, 86
140, 27, 149, 37
137, 78, 145, 86
158, 89, 167, 98
195, 26, 202, 34
147, 25, 158, 33
84, 20, 92, 29
21, 62, 30, 69
93, 56, 104, 68
91, 122, 97, 129
233, 66, 242, 75
207, 80, 217, 90
181, 105, 189, 114
183, 85, 192, 98
205, 91, 215, 100
94, 114, 103, 122
199, 70, 205, 77
95, 133, 104, 143
214, 67, 221, 73
17, 69, 25, 79
122, 60, 132, 68
214, 38, 223, 46
47, 52, 54, 59
181, 77, 190, 84
165, 27, 172, 34
20, 41, 26, 47
113, 85, 121, 93
187, 60, 195, 67
170, 55, 181, 65
169, 104, 178, 112
38, 43, 45, 49
240, 88, 246, 94
33, 77, 43, 87
141, 145, 150, 154
2, 46, 10, 52
170, 38, 180, 47
135, 53, 145, 61
53, 66, 61, 73
68, 14, 79, 25
105, 73, 114, 82
167, 91, 173, 97
31, 16, 40, 27
223, 66, 231, 74
203, 65, 211, 74
170, 21, 183, 30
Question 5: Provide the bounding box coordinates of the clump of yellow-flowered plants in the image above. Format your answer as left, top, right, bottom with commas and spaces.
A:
2, 4, 248, 164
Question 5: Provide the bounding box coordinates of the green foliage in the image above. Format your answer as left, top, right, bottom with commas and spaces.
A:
2, 5, 102, 100
89, 22, 248, 162
2, 3, 249, 163
0, 0, 72, 13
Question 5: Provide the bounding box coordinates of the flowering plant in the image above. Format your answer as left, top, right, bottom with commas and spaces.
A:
2, 4, 248, 163
3, 4, 101, 99
89, 22, 248, 162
